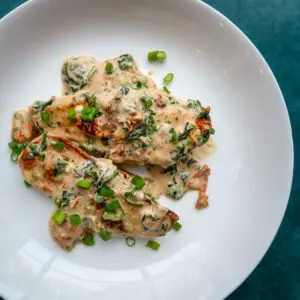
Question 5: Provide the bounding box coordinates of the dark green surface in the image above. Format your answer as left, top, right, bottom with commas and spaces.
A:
0, 1, 299, 299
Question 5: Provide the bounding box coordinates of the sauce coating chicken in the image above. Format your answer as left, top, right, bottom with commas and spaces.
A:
18, 134, 178, 251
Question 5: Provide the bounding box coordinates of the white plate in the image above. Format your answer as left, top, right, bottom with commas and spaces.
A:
0, 0, 293, 299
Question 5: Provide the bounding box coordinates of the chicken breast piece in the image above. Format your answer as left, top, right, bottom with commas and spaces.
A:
11, 54, 213, 203
18, 134, 178, 251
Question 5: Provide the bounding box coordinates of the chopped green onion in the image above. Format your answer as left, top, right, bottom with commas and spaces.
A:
54, 198, 62, 208
51, 210, 66, 225
148, 50, 167, 62
105, 199, 121, 212
51, 140, 64, 152
76, 179, 92, 189
125, 237, 136, 247
105, 62, 114, 74
41, 111, 50, 122
82, 232, 95, 246
99, 184, 114, 197
81, 106, 100, 122
163, 73, 174, 85
99, 228, 111, 241
173, 221, 182, 232
163, 86, 170, 94
146, 240, 160, 251
24, 180, 31, 187
8, 141, 26, 163
131, 175, 145, 190
67, 107, 76, 121
10, 151, 19, 162
69, 214, 81, 225
169, 128, 178, 143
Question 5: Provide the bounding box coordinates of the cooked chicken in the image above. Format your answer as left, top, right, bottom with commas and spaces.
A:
18, 134, 178, 251
11, 54, 214, 204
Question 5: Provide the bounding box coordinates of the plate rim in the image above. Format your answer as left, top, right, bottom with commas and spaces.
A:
0, 0, 294, 299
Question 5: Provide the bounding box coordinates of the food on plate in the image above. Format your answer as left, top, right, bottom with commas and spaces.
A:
17, 134, 178, 251
12, 54, 215, 203
9, 53, 215, 251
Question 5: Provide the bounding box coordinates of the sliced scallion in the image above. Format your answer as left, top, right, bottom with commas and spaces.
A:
125, 237, 136, 247
67, 107, 76, 121
163, 73, 174, 85
99, 184, 114, 197
131, 175, 145, 190
69, 214, 81, 225
163, 86, 170, 94
146, 240, 160, 251
82, 232, 95, 246
51, 210, 66, 225
41, 111, 50, 122
105, 63, 114, 74
99, 228, 111, 241
76, 179, 92, 189
173, 221, 182, 232
148, 50, 167, 62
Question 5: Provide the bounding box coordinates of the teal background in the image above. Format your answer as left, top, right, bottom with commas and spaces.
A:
0, 1, 298, 299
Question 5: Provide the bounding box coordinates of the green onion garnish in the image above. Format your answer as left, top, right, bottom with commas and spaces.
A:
54, 198, 62, 208
69, 214, 81, 225
146, 240, 160, 251
67, 107, 76, 121
51, 140, 64, 152
105, 199, 121, 212
148, 50, 167, 62
24, 180, 31, 187
163, 86, 170, 94
81, 106, 100, 122
125, 237, 136, 247
99, 184, 114, 197
210, 128, 216, 135
99, 228, 111, 241
76, 179, 92, 189
8, 141, 26, 163
51, 210, 66, 225
41, 111, 50, 122
163, 73, 174, 85
10, 152, 18, 162
82, 232, 95, 246
169, 128, 178, 143
173, 221, 182, 232
131, 175, 145, 190
105, 63, 114, 74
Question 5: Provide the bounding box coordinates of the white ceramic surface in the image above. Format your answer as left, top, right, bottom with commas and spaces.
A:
0, 0, 293, 299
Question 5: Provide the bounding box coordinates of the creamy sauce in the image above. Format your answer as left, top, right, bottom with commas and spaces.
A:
12, 53, 216, 207
18, 135, 178, 250
148, 166, 173, 197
